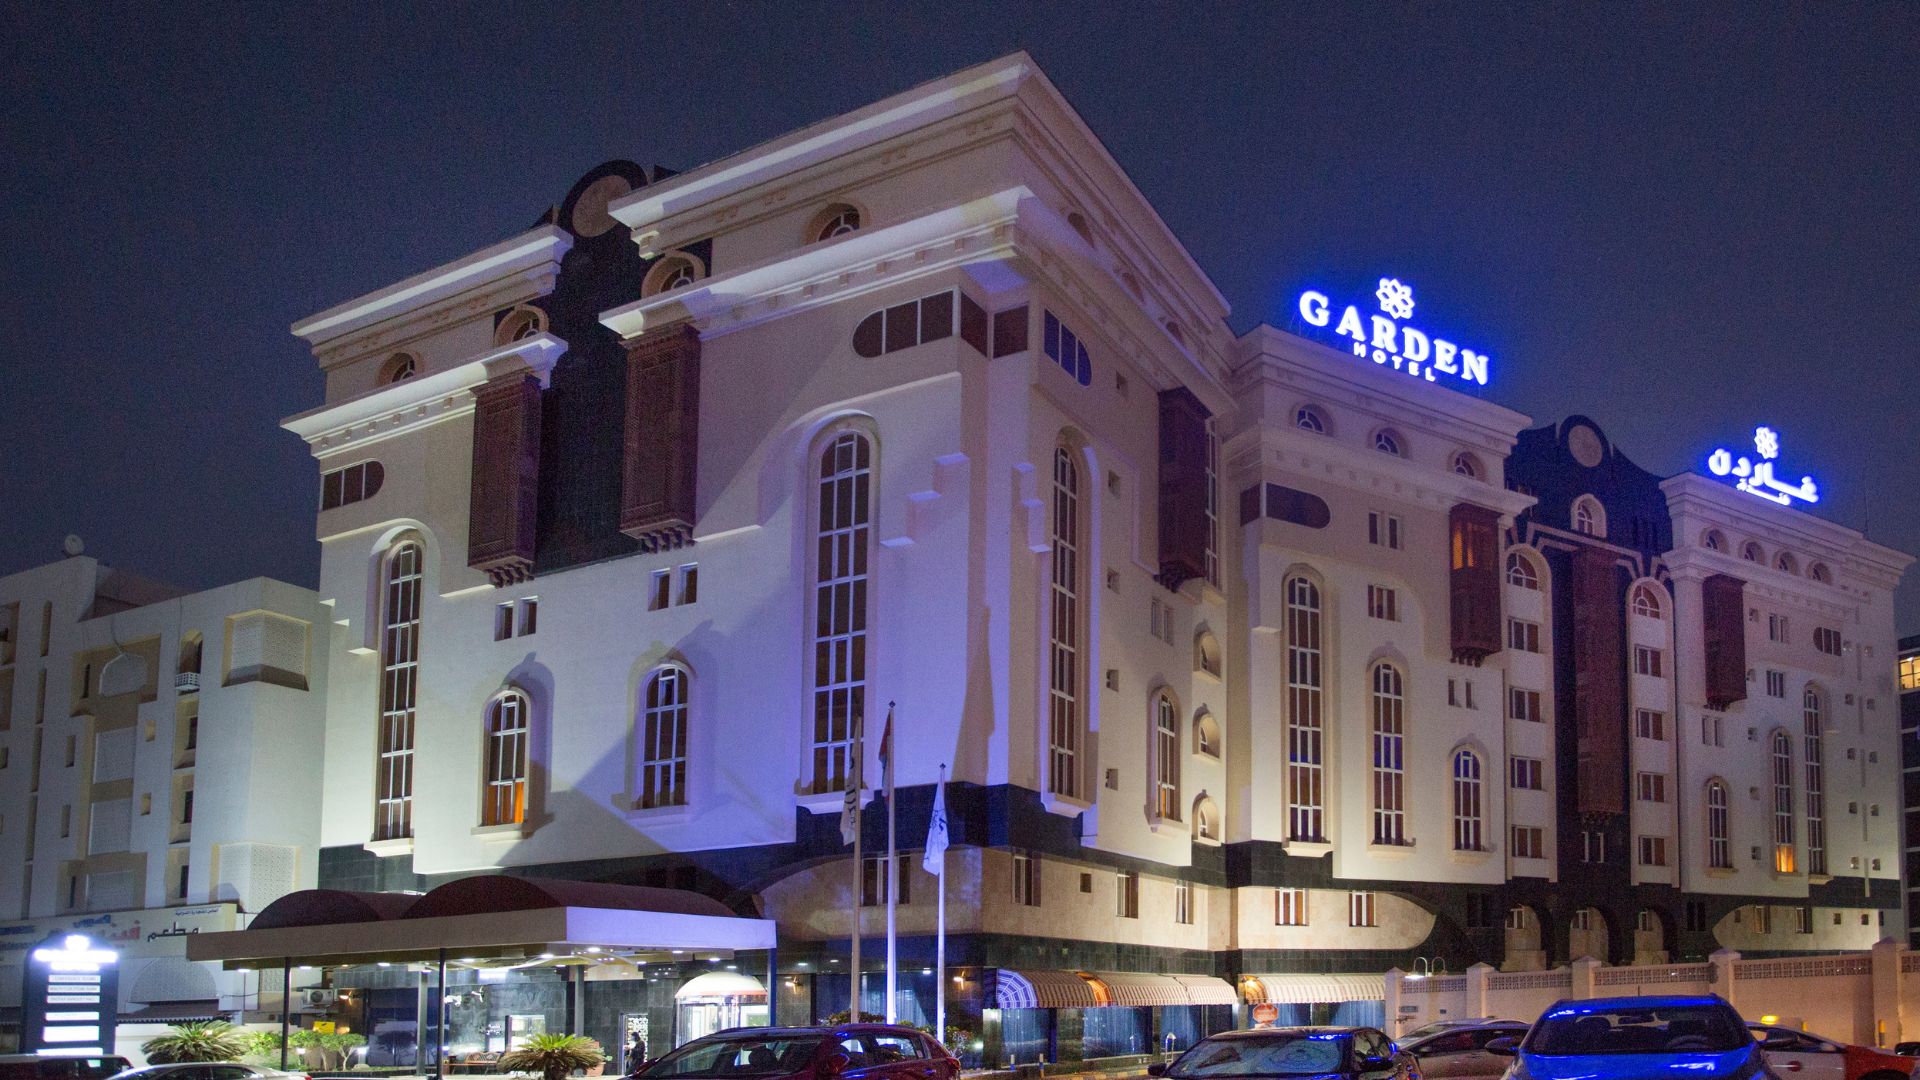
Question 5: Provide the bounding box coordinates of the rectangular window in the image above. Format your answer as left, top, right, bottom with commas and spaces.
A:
1582, 829, 1605, 864
64, 735, 76, 768
1285, 576, 1324, 842
861, 853, 910, 907
1766, 670, 1786, 697
1204, 423, 1220, 588
1367, 511, 1402, 550
1510, 756, 1543, 790
176, 862, 189, 901
1116, 871, 1140, 918
1636, 772, 1667, 803
1012, 852, 1040, 907
1507, 619, 1541, 653
1366, 585, 1398, 621
1508, 687, 1542, 723
1635, 708, 1667, 741
1793, 907, 1812, 934
1276, 888, 1308, 926
518, 598, 538, 636
1047, 447, 1084, 800
1901, 655, 1920, 690
181, 789, 194, 824
1174, 881, 1193, 925
1702, 714, 1724, 747
678, 565, 698, 605
1753, 905, 1772, 935
1768, 613, 1789, 643
1448, 678, 1458, 707
1684, 900, 1709, 932
1042, 310, 1093, 385
1814, 627, 1842, 656
1348, 891, 1376, 927
60, 804, 71, 838
494, 603, 514, 642
648, 570, 670, 612
1633, 646, 1664, 677
320, 460, 383, 511
375, 543, 423, 842
1638, 836, 1668, 866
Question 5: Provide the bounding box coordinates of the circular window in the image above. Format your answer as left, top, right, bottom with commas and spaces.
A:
381, 353, 418, 384
570, 174, 633, 238
810, 204, 861, 243
1567, 423, 1605, 468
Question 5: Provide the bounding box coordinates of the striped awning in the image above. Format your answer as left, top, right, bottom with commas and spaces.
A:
994, 969, 1102, 1009
1089, 972, 1187, 1007
1239, 973, 1385, 1005
1174, 974, 1242, 1005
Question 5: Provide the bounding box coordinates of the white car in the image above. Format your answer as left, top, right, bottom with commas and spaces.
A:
110, 1065, 309, 1080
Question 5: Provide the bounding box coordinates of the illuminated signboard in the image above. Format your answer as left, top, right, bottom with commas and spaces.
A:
1296, 278, 1491, 386
22, 933, 119, 1056
1708, 426, 1819, 507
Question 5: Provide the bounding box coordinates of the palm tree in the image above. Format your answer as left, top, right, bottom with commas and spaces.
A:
500, 1034, 607, 1080
142, 1021, 248, 1064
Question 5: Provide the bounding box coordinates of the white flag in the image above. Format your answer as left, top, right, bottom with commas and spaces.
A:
921, 768, 948, 875
839, 713, 864, 846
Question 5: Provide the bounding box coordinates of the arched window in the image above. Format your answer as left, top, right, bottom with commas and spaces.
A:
1047, 443, 1085, 799
1809, 562, 1832, 584
1505, 551, 1540, 590
1452, 750, 1483, 852
1703, 529, 1728, 553
1373, 429, 1404, 457
645, 254, 701, 296
810, 203, 861, 243
1803, 687, 1826, 876
639, 666, 689, 809
1452, 452, 1483, 479
808, 431, 873, 794
1370, 662, 1406, 846
1774, 551, 1799, 574
1572, 495, 1604, 538
1065, 210, 1094, 247
1194, 710, 1221, 759
381, 352, 417, 384
1192, 794, 1220, 843
1194, 629, 1222, 679
1294, 406, 1327, 434
1285, 575, 1323, 842
1742, 541, 1766, 564
1706, 780, 1731, 869
1771, 731, 1795, 873
494, 306, 546, 346
177, 632, 203, 677
482, 690, 529, 826
1630, 584, 1664, 618
1152, 691, 1181, 821
375, 540, 423, 841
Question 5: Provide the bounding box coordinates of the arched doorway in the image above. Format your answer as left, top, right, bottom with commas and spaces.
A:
1633, 909, 1668, 965
1503, 905, 1545, 971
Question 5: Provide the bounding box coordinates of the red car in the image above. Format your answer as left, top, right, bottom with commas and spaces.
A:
1749, 1023, 1917, 1080
634, 1024, 958, 1080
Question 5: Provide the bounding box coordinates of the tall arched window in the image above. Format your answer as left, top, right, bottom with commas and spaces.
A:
1771, 731, 1796, 873
1452, 750, 1483, 851
1048, 444, 1085, 799
1152, 691, 1180, 820
1505, 551, 1539, 589
1631, 584, 1663, 618
1371, 663, 1406, 846
1803, 687, 1826, 876
482, 690, 529, 826
640, 666, 689, 809
1706, 780, 1731, 869
375, 541, 423, 841
1573, 496, 1604, 537
1285, 575, 1323, 842
809, 432, 873, 794
1192, 794, 1219, 843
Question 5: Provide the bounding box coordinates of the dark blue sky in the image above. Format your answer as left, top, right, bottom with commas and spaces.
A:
4, 3, 1916, 628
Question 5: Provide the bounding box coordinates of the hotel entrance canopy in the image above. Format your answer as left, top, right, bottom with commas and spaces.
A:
188, 875, 776, 967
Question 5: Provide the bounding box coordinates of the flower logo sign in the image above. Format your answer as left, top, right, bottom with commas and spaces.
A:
1296, 278, 1491, 386
1708, 426, 1819, 507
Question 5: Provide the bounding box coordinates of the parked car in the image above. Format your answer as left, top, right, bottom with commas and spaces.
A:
1404, 1020, 1519, 1041
1894, 1044, 1920, 1059
0, 1056, 132, 1080
1401, 1023, 1530, 1080
109, 1066, 308, 1080
1148, 1027, 1417, 1080
1747, 1023, 1917, 1080
633, 1024, 956, 1080
1487, 996, 1776, 1080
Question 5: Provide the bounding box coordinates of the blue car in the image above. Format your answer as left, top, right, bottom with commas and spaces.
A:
1487, 996, 1782, 1080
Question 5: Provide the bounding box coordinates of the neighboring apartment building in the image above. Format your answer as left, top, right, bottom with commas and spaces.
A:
239, 53, 1914, 1064
1902, 634, 1920, 947
0, 553, 328, 1050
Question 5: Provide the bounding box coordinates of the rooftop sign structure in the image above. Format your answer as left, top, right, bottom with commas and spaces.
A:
1296, 278, 1491, 386
1708, 426, 1819, 507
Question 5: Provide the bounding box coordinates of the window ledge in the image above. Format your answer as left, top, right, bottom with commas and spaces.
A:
1449, 847, 1493, 865
796, 788, 859, 815
364, 837, 414, 858
470, 822, 530, 841
624, 802, 692, 825
1192, 834, 1223, 848
1283, 839, 1333, 858
1705, 867, 1738, 878
1807, 873, 1833, 886
1193, 750, 1222, 763
1040, 791, 1093, 818
1367, 841, 1417, 859
1148, 815, 1185, 836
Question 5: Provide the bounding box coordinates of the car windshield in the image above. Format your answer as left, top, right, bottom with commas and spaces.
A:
1529, 1005, 1749, 1056
1168, 1034, 1351, 1077
640, 1036, 826, 1078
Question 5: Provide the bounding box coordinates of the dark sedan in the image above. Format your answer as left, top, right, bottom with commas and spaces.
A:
1149, 1027, 1417, 1080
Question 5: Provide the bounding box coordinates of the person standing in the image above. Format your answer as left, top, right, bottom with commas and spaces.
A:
627, 1032, 648, 1073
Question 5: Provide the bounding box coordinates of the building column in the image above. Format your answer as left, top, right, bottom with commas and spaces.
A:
1466, 963, 1494, 1018
1708, 949, 1740, 1013
1870, 938, 1903, 1047
1570, 957, 1600, 1000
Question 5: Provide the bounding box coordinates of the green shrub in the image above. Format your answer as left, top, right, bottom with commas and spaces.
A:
142, 1022, 248, 1064
499, 1034, 607, 1080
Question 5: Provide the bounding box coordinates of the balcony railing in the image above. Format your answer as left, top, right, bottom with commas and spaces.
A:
174, 671, 200, 693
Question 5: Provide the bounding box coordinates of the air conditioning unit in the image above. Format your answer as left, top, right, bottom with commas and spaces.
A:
303, 989, 339, 1009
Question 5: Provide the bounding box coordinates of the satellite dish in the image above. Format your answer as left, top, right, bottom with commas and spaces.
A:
63, 534, 85, 557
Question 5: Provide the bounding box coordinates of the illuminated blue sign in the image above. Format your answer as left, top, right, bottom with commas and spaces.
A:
1708, 426, 1819, 507
1296, 278, 1491, 386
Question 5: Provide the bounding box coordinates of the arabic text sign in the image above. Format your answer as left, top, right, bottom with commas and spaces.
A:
1296, 278, 1491, 386
0, 904, 236, 962
1707, 427, 1819, 507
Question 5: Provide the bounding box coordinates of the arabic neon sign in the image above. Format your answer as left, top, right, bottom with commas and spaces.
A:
1296, 278, 1491, 386
1707, 426, 1818, 507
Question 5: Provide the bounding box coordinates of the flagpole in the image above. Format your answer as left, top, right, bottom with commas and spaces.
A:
884, 702, 898, 1025
849, 710, 863, 1021
935, 763, 947, 1045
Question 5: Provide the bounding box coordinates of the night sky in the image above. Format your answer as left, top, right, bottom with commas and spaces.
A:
4, 4, 1916, 629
